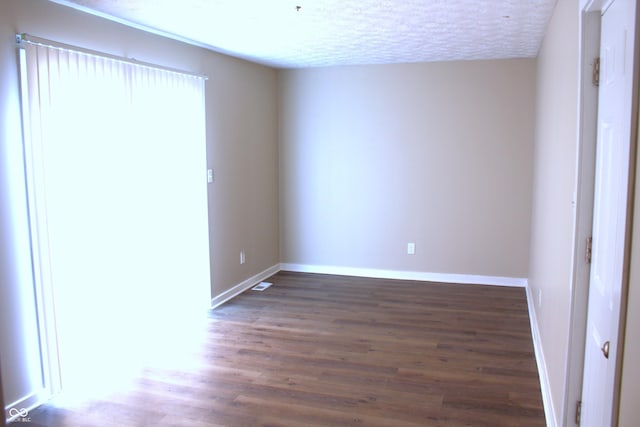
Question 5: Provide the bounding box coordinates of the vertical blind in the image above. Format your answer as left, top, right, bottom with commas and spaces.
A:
20, 38, 211, 399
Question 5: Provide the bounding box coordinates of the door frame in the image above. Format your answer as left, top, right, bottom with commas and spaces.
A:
17, 46, 63, 402
568, 0, 639, 425
562, 2, 600, 424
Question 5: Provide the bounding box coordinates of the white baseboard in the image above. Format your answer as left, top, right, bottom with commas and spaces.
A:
210, 263, 280, 309
210, 263, 527, 309
279, 263, 527, 287
526, 283, 557, 427
5, 389, 44, 424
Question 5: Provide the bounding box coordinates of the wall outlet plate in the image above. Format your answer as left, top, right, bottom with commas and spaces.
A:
407, 243, 416, 255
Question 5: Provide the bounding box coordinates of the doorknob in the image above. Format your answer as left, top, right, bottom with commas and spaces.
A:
601, 341, 610, 359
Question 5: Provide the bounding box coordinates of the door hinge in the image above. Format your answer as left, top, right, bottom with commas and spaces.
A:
586, 236, 593, 264
576, 400, 582, 425
593, 57, 600, 87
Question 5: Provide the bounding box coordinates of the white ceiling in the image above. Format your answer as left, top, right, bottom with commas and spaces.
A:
51, 0, 557, 69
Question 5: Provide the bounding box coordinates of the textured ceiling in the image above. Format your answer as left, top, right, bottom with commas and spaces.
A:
51, 0, 557, 69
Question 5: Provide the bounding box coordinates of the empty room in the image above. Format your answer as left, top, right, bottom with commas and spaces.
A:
1, 0, 639, 426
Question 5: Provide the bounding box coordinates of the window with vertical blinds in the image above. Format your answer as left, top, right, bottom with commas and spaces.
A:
19, 36, 211, 400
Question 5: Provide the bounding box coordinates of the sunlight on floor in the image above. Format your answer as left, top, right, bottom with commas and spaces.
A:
52, 298, 211, 407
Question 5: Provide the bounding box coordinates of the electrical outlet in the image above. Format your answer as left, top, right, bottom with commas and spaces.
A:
240, 250, 246, 265
407, 243, 415, 255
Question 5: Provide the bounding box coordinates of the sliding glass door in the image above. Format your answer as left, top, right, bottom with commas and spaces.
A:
19, 37, 211, 401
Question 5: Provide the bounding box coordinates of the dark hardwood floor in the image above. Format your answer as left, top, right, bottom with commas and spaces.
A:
19, 271, 545, 426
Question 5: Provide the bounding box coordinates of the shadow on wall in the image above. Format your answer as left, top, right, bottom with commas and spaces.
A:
1, 360, 5, 427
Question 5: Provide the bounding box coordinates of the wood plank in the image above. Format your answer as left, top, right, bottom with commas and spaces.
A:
19, 271, 544, 426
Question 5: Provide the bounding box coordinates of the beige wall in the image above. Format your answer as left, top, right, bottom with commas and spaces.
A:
204, 45, 280, 297
618, 27, 640, 422
620, 157, 640, 425
279, 60, 536, 278
0, 0, 279, 412
528, 0, 580, 424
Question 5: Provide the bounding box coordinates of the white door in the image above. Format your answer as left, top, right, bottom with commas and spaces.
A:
580, 0, 637, 425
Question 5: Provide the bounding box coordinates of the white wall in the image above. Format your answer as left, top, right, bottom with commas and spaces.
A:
279, 60, 536, 279
0, 0, 279, 416
528, 0, 580, 424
